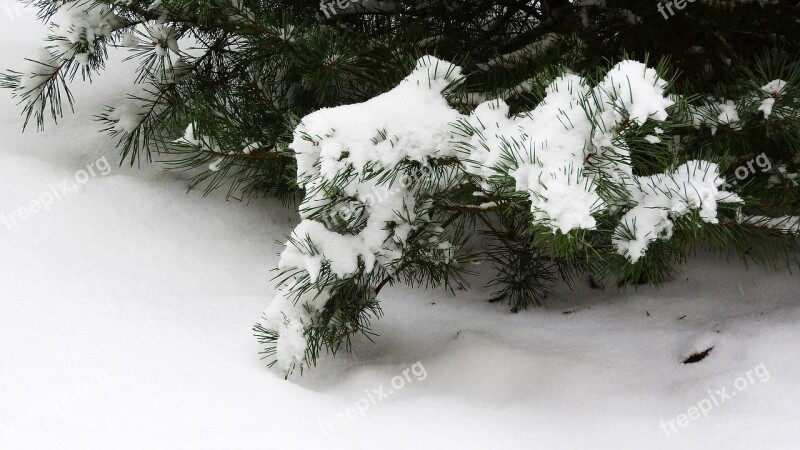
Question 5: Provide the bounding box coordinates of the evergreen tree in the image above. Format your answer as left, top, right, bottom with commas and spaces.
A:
4, 0, 799, 376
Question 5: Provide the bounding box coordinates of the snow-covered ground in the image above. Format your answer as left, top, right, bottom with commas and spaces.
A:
1, 4, 799, 449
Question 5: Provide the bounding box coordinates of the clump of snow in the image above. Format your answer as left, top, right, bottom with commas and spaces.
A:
108, 101, 146, 133
690, 99, 742, 134
118, 31, 139, 48
645, 134, 661, 144
614, 160, 743, 262
758, 97, 776, 118
768, 164, 799, 188
761, 79, 787, 96
594, 60, 674, 126
274, 24, 296, 43
713, 100, 741, 130
758, 79, 788, 119
512, 163, 604, 233
739, 214, 800, 233
460, 60, 677, 233
50, 3, 121, 65
174, 123, 235, 171
281, 220, 377, 281
460, 75, 601, 233
293, 55, 462, 182
147, 24, 180, 57
175, 123, 203, 147
261, 56, 464, 368
690, 80, 790, 127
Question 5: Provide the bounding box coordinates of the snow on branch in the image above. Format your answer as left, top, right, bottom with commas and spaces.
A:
50, 1, 122, 65
259, 56, 745, 371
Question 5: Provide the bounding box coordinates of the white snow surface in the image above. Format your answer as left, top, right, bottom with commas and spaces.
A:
2, 6, 800, 449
